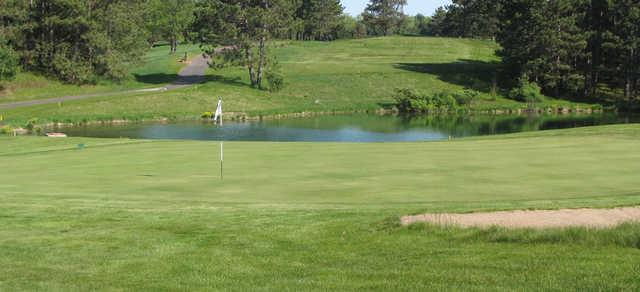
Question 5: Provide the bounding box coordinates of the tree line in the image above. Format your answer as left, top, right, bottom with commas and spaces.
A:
0, 0, 409, 87
425, 0, 640, 107
1, 0, 637, 107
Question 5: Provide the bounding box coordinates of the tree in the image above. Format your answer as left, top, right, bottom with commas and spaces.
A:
0, 0, 148, 84
295, 0, 344, 40
362, 0, 407, 36
426, 0, 500, 39
147, 0, 197, 54
0, 38, 19, 85
415, 14, 430, 35
608, 0, 640, 102
426, 7, 448, 36
194, 0, 290, 89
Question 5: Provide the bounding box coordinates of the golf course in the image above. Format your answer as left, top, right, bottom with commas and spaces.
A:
1, 125, 640, 290
1, 0, 640, 288
0, 37, 590, 127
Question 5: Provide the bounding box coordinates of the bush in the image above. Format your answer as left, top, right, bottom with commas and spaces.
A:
266, 70, 284, 92
453, 89, 480, 106
0, 40, 19, 85
509, 79, 545, 104
0, 125, 14, 134
393, 88, 459, 113
201, 111, 214, 119
24, 118, 38, 132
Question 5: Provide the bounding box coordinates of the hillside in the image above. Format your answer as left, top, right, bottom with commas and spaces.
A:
0, 37, 589, 126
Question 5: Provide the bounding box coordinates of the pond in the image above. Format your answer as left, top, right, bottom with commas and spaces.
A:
49, 113, 639, 142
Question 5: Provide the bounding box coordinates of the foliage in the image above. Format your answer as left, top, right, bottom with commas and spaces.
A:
0, 125, 14, 134
201, 111, 214, 119
452, 89, 480, 106
0, 0, 149, 84
495, 0, 639, 104
362, 0, 407, 36
266, 69, 285, 92
0, 39, 18, 84
146, 0, 196, 54
393, 88, 459, 113
291, 0, 344, 41
508, 79, 545, 104
426, 0, 500, 39
194, 0, 290, 89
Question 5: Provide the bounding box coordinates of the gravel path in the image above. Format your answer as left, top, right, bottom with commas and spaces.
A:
402, 207, 640, 229
0, 54, 210, 110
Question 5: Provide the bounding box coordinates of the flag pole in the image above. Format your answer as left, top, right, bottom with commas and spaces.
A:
214, 97, 224, 180
220, 98, 223, 180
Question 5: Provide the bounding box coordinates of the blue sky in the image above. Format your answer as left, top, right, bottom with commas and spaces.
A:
341, 0, 451, 16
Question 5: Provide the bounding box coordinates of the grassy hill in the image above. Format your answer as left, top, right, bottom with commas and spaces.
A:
1, 125, 639, 290
0, 36, 591, 127
0, 44, 201, 103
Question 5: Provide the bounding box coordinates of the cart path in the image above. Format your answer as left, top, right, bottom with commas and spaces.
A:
0, 54, 210, 110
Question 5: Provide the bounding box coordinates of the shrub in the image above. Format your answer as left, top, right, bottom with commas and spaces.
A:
393, 88, 460, 113
0, 125, 14, 134
201, 111, 214, 119
266, 70, 284, 92
0, 39, 19, 85
24, 118, 38, 132
453, 89, 480, 106
509, 79, 545, 104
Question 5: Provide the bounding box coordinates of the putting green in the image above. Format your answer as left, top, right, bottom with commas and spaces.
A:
1, 125, 639, 290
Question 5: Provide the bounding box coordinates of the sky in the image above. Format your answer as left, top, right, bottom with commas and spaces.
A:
341, 0, 451, 16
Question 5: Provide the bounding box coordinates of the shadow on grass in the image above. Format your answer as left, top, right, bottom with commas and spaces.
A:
133, 73, 250, 89
394, 59, 501, 93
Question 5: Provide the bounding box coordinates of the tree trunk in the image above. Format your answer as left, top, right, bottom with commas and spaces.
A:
170, 36, 177, 55
245, 46, 257, 87
625, 48, 634, 103
256, 0, 269, 89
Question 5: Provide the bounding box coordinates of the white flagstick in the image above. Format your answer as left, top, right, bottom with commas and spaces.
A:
214, 97, 224, 180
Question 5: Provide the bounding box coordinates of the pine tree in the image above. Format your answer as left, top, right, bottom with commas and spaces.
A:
0, 0, 148, 83
362, 0, 407, 36
194, 0, 290, 89
147, 0, 196, 54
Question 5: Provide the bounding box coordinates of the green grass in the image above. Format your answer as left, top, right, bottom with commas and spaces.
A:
0, 44, 201, 103
0, 37, 592, 126
1, 125, 639, 290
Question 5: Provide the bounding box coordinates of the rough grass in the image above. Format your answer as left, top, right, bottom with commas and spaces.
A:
0, 37, 591, 126
1, 125, 640, 290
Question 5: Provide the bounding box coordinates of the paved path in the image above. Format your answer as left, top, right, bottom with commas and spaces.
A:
0, 54, 210, 110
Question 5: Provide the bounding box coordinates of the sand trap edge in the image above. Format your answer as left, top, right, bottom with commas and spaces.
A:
401, 206, 640, 229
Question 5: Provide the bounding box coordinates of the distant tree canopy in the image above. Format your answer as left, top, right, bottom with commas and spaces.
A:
0, 37, 19, 84
146, 0, 196, 54
290, 0, 344, 40
422, 0, 640, 106
362, 0, 407, 36
0, 0, 148, 84
496, 0, 640, 105
194, 0, 291, 89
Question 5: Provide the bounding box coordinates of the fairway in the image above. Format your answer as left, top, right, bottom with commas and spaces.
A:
1, 125, 640, 290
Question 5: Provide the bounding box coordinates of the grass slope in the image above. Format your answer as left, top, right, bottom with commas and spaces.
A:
0, 37, 589, 126
0, 44, 201, 103
1, 125, 639, 290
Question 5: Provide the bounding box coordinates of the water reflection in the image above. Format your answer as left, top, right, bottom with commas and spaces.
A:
51, 113, 639, 142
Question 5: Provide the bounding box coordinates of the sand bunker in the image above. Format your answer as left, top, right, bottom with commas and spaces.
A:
401, 207, 640, 229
